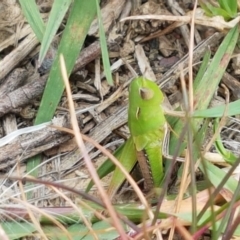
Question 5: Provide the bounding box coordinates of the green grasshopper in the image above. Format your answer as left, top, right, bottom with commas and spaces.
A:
86, 77, 168, 198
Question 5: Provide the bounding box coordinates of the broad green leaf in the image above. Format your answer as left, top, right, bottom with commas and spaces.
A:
227, 0, 238, 16
43, 223, 88, 240
2, 221, 36, 240
43, 219, 126, 240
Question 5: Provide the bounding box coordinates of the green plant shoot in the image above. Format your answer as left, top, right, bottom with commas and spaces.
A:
86, 77, 167, 198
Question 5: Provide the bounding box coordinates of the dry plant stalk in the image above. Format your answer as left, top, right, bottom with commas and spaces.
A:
59, 54, 128, 240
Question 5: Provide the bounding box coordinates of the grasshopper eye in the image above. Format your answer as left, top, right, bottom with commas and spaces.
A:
139, 88, 154, 100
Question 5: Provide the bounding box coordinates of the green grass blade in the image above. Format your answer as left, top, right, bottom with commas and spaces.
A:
95, 0, 113, 85
207, 5, 231, 20
169, 25, 239, 156
194, 26, 238, 112
167, 25, 238, 232
199, 2, 214, 17
219, 0, 237, 17
194, 50, 211, 87
213, 118, 238, 165
26, 0, 97, 193
85, 143, 126, 192
107, 137, 137, 197
35, 0, 97, 124
19, 0, 45, 41
86, 138, 136, 196
193, 99, 240, 118
38, 0, 72, 64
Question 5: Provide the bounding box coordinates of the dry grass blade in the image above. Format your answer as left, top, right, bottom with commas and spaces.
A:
121, 9, 240, 30
59, 54, 128, 239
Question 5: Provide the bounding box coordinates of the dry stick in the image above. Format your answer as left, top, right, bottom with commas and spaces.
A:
188, 0, 196, 113
73, 41, 101, 73
0, 24, 32, 52
0, 75, 47, 117
0, 32, 39, 81
1, 68, 28, 138
222, 72, 240, 100
0, 68, 28, 97
0, 124, 71, 170
139, 21, 184, 43
167, 0, 190, 48
59, 55, 128, 240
